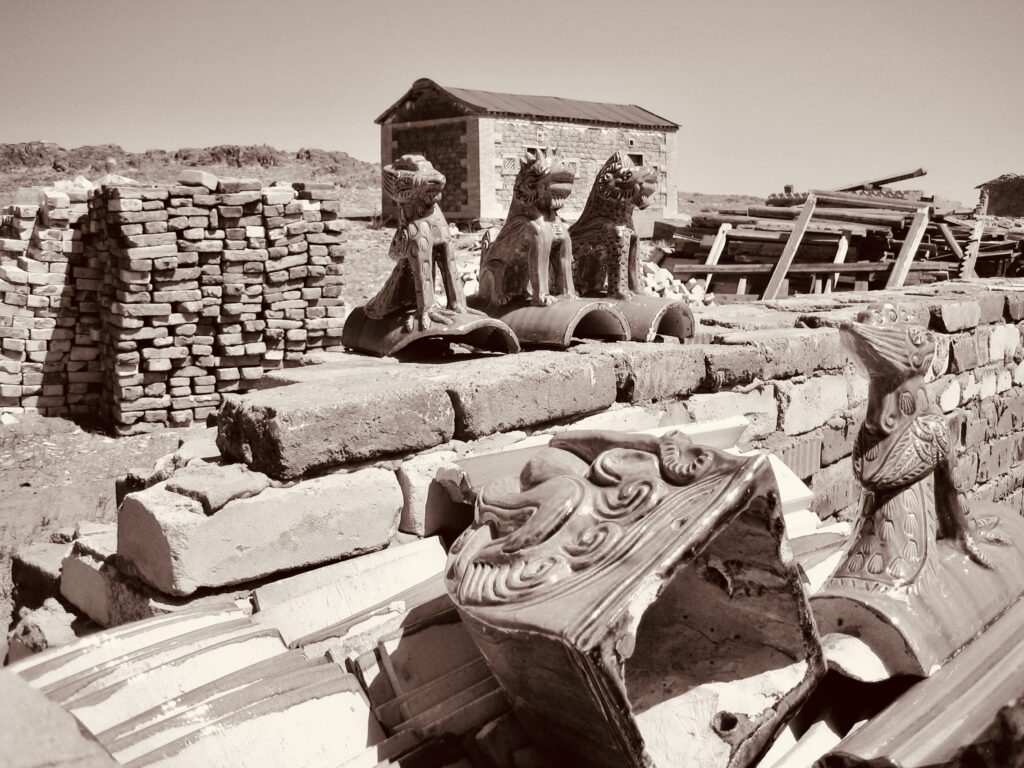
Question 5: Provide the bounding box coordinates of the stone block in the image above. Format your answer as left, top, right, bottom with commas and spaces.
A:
252, 536, 448, 645
703, 343, 762, 389
178, 169, 219, 189
820, 409, 862, 466
11, 541, 72, 610
118, 468, 401, 595
809, 458, 860, 520
439, 351, 617, 438
930, 299, 981, 333
757, 429, 823, 480
6, 598, 95, 664
684, 385, 779, 440
543, 403, 668, 434
396, 450, 469, 537
948, 332, 980, 374
165, 462, 270, 513
776, 375, 849, 436
937, 376, 961, 413
216, 376, 455, 480
59, 541, 190, 628
989, 323, 1020, 363
575, 342, 706, 403
976, 291, 1007, 325
713, 327, 849, 380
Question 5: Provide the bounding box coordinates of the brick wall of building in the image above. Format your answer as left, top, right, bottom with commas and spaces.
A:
488, 119, 674, 218
384, 118, 471, 220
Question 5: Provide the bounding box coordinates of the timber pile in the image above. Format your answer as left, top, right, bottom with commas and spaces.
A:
657, 169, 1024, 301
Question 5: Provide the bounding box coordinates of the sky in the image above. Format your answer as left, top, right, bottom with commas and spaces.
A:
2, 0, 1021, 206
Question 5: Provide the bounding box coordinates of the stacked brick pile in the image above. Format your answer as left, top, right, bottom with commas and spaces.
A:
0, 183, 102, 417
0, 173, 348, 432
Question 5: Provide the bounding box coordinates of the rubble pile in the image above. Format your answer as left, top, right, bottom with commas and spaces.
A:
5, 279, 1024, 766
658, 169, 1024, 301
0, 173, 348, 431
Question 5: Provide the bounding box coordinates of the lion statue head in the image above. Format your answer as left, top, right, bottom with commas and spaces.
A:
512, 147, 575, 215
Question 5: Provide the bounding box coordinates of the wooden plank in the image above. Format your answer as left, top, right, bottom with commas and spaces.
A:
831, 167, 927, 192
672, 262, 949, 276
700, 230, 841, 246
885, 207, 930, 289
763, 194, 817, 299
936, 222, 965, 262
961, 218, 985, 279
752, 206, 910, 226
809, 190, 932, 213
825, 232, 850, 294
703, 223, 731, 290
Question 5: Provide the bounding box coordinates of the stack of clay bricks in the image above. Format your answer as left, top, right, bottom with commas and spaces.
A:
0, 182, 101, 417
90, 172, 348, 433
1, 172, 349, 432
261, 181, 348, 361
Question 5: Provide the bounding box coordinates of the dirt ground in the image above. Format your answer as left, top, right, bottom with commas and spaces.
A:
339, 221, 486, 306
0, 415, 201, 658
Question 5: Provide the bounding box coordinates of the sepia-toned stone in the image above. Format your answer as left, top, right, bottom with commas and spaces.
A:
447, 429, 823, 768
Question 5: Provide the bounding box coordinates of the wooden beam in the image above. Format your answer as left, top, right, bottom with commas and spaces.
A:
763, 194, 816, 299
937, 223, 966, 262
672, 262, 950, 276
832, 167, 927, 192
755, 205, 911, 224
809, 190, 932, 213
961, 218, 985, 278
703, 223, 731, 290
825, 232, 851, 294
885, 207, 930, 289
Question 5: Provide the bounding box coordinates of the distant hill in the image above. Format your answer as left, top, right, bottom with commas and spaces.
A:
0, 142, 381, 209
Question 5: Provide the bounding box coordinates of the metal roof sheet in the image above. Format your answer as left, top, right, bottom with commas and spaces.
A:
377, 79, 679, 130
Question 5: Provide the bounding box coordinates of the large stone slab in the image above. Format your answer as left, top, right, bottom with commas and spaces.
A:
216, 377, 455, 480
432, 351, 617, 439
574, 342, 707, 403
118, 468, 401, 595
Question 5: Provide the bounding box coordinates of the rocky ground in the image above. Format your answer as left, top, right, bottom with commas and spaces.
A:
0, 415, 202, 660
0, 142, 381, 211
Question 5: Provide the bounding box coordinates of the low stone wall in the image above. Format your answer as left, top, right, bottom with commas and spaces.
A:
8, 279, 1024, 648
0, 175, 347, 432
213, 278, 1024, 526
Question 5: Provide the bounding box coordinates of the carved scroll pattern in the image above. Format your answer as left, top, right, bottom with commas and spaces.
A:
452, 451, 721, 608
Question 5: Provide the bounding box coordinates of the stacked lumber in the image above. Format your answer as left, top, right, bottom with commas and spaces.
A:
657, 169, 1023, 301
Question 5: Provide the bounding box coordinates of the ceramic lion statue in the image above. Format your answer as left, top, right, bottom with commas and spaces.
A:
477, 148, 577, 307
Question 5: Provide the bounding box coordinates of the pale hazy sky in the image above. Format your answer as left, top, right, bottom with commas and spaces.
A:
2, 0, 1021, 205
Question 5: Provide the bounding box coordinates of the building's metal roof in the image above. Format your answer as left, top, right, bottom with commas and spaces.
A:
976, 173, 1024, 189
376, 79, 679, 130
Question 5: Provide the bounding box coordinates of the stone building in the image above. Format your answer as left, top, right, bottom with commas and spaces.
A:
375, 78, 680, 227
976, 173, 1024, 217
